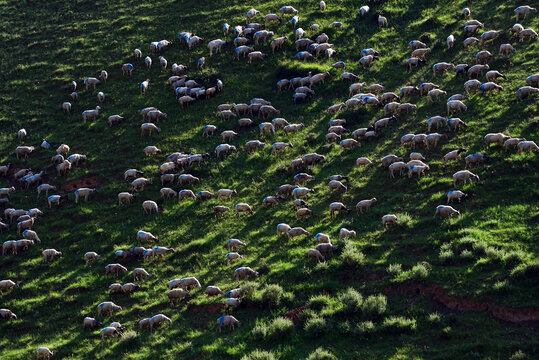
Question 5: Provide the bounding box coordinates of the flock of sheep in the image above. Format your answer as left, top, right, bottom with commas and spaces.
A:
1, 2, 538, 359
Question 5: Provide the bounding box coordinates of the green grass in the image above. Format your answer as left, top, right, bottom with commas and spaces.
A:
1, 0, 538, 359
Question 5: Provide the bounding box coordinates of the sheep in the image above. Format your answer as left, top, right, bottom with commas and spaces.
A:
81, 106, 101, 123
41, 248, 62, 263
47, 194, 67, 208
22, 229, 41, 243
406, 56, 426, 71
378, 14, 388, 27
397, 103, 417, 115
221, 130, 239, 142
302, 153, 326, 165
187, 36, 204, 49
178, 189, 196, 202
215, 144, 237, 159
428, 89, 447, 102
464, 79, 482, 94
526, 74, 539, 87
0, 280, 19, 294
226, 252, 244, 266
517, 86, 539, 101
480, 30, 502, 46
339, 228, 356, 239
147, 110, 167, 123
329, 202, 350, 216
468, 64, 490, 79
515, 5, 537, 22
105, 264, 128, 278
427, 116, 447, 131
484, 133, 511, 149
504, 137, 526, 150
359, 55, 378, 69
167, 289, 190, 307
67, 154, 86, 167
292, 187, 315, 199
62, 101, 71, 114
272, 142, 292, 154
294, 207, 312, 219
235, 203, 253, 216
497, 44, 516, 58
217, 315, 241, 332
316, 243, 338, 255
328, 180, 347, 192
216, 189, 236, 201
434, 204, 460, 218
0, 308, 17, 320
70, 91, 78, 101
424, 133, 447, 149
15, 145, 35, 159
235, 267, 259, 282
389, 162, 407, 178
140, 123, 161, 137
447, 190, 467, 204
463, 37, 480, 48
409, 40, 427, 49
408, 165, 429, 179
84, 252, 100, 264
307, 249, 325, 263
384, 102, 400, 115
149, 314, 172, 331
84, 77, 101, 89
355, 198, 377, 214
149, 246, 174, 260
353, 157, 373, 168
37, 347, 54, 359
432, 62, 455, 76
382, 214, 398, 227
518, 141, 539, 155
247, 51, 267, 63
245, 140, 266, 154
443, 148, 466, 165
447, 100, 467, 115
228, 239, 246, 252
140, 200, 157, 215
453, 170, 480, 186
519, 28, 538, 41
411, 48, 431, 59
83, 317, 103, 329
295, 173, 314, 184
374, 116, 396, 130
263, 194, 282, 206
381, 154, 403, 167
17, 218, 34, 234
289, 227, 309, 240
445, 34, 455, 49
465, 153, 490, 168
73, 187, 95, 204
464, 24, 483, 34
205, 286, 225, 297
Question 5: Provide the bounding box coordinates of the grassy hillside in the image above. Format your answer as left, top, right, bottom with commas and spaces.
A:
0, 0, 538, 359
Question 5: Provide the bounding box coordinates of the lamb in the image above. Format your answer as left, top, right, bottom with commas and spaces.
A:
235, 203, 253, 216
356, 198, 377, 214
84, 77, 101, 89
308, 249, 325, 263
37, 347, 54, 359
517, 86, 539, 101
0, 308, 17, 320
485, 133, 511, 149
168, 288, 190, 307
453, 170, 480, 186
329, 202, 350, 216
434, 205, 460, 218
316, 243, 338, 255
443, 148, 466, 164
15, 145, 35, 159
226, 252, 244, 265
518, 141, 539, 155
149, 314, 172, 331
288, 227, 310, 240
84, 252, 100, 264
339, 228, 356, 239
140, 123, 161, 137
515, 6, 537, 22
217, 315, 241, 332
228, 238, 246, 251
378, 14, 388, 26
447, 190, 467, 204
382, 214, 398, 227
235, 267, 259, 282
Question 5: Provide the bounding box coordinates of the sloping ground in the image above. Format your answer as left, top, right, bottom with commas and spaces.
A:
0, 0, 538, 359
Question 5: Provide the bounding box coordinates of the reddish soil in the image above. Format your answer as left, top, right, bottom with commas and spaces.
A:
385, 282, 539, 323
189, 303, 224, 314
284, 305, 306, 324
61, 176, 104, 192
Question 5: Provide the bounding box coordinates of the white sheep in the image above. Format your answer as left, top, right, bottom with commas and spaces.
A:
307, 249, 325, 263
434, 205, 460, 218
234, 267, 259, 282
37, 347, 53, 359
382, 214, 398, 227
453, 170, 479, 186
168, 289, 190, 307
515, 5, 537, 22
517, 141, 539, 155
217, 315, 241, 332
84, 252, 100, 264
447, 190, 467, 204
82, 106, 101, 123
118, 192, 135, 205
206, 286, 225, 297
133, 268, 150, 282
142, 200, 158, 215
0, 280, 19, 294
42, 249, 62, 263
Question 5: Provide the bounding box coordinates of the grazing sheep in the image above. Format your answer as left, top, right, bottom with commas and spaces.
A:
308, 249, 325, 263
468, 64, 490, 79
245, 140, 266, 153
409, 40, 427, 49
504, 137, 526, 150
235, 267, 258, 282
217, 315, 241, 332
206, 286, 225, 297
0, 280, 19, 294
447, 190, 467, 204
84, 252, 100, 264
484, 133, 511, 149
447, 100, 467, 115
168, 289, 190, 307
84, 317, 103, 329
526, 74, 539, 86
515, 5, 537, 22
15, 146, 35, 159
432, 62, 455, 76
465, 153, 490, 167
389, 162, 407, 178
338, 228, 356, 239
499, 44, 516, 56
356, 198, 377, 214
428, 89, 447, 102
481, 30, 502, 46
228, 239, 246, 251
289, 227, 309, 240
150, 314, 172, 331
434, 205, 460, 218
518, 141, 539, 155
443, 148, 466, 164
316, 243, 338, 255
226, 252, 244, 265
411, 48, 431, 58
140, 123, 161, 136
117, 192, 135, 205
519, 29, 537, 42
463, 37, 480, 48
1, 308, 17, 320
425, 133, 447, 149
381, 154, 403, 167
235, 203, 253, 216
447, 34, 455, 48
382, 214, 398, 227
517, 86, 539, 101
133, 268, 149, 282
276, 223, 292, 238
215, 144, 237, 159
408, 165, 429, 178
142, 200, 158, 215
37, 347, 53, 359
453, 170, 480, 186
329, 202, 350, 216
359, 55, 378, 69
378, 15, 388, 27
105, 263, 128, 277
296, 207, 313, 219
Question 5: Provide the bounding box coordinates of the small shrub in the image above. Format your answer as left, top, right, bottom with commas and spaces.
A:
361, 294, 387, 317
339, 242, 365, 268
509, 350, 527, 360
298, 308, 318, 327
510, 261, 539, 279
440, 326, 452, 339
382, 316, 417, 333
485, 247, 504, 262
120, 330, 138, 346
409, 263, 429, 280
337, 320, 352, 334
459, 249, 474, 260
427, 312, 442, 324
439, 249, 455, 264
267, 317, 294, 340
251, 324, 268, 340
315, 261, 329, 271
395, 212, 413, 227
306, 347, 337, 360
491, 280, 512, 294
260, 284, 284, 307
241, 349, 276, 360
354, 321, 375, 335
304, 317, 327, 337
258, 258, 270, 275
472, 240, 488, 255
386, 263, 402, 276
440, 242, 452, 252
503, 251, 525, 267
307, 294, 331, 311
240, 281, 259, 300
338, 288, 363, 314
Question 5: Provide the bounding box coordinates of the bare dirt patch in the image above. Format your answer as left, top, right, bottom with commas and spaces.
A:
284, 305, 306, 324
189, 303, 224, 314
61, 176, 105, 192
385, 282, 539, 323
